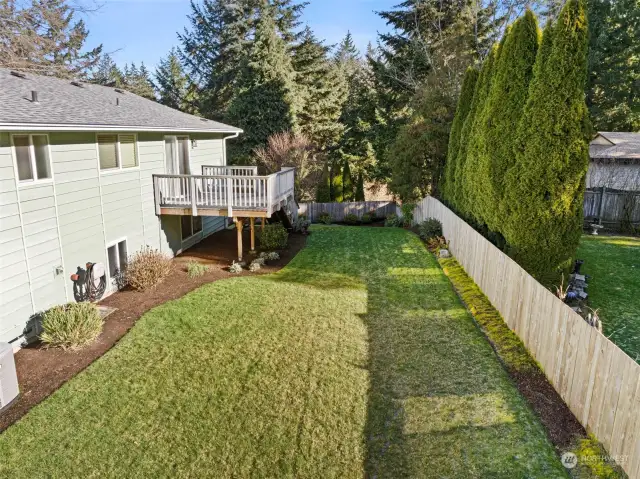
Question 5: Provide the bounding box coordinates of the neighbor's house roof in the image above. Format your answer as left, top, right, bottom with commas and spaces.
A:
0, 68, 242, 134
590, 131, 640, 161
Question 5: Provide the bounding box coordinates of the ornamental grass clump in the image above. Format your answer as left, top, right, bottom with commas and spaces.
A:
126, 247, 172, 291
40, 302, 103, 350
187, 261, 209, 279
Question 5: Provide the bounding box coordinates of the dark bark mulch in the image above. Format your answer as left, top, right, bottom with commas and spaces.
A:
0, 229, 306, 433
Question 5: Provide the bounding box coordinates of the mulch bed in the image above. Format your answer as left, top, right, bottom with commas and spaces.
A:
0, 228, 306, 433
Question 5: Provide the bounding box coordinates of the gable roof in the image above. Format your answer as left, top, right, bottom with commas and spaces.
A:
590, 131, 640, 161
0, 68, 242, 134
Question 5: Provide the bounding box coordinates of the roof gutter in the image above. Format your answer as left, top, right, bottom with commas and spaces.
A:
0, 122, 243, 134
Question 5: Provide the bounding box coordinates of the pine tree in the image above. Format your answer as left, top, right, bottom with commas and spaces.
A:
443, 66, 479, 205
293, 27, 346, 151
331, 165, 344, 202
586, 0, 640, 131
455, 44, 500, 217
355, 173, 365, 201
316, 162, 331, 202
503, 0, 590, 282
342, 161, 354, 201
475, 11, 540, 230
226, 7, 298, 163
0, 0, 102, 78
154, 48, 199, 114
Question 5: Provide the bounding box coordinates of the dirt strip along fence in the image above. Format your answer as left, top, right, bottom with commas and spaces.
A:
298, 201, 397, 223
584, 187, 640, 230
414, 196, 640, 478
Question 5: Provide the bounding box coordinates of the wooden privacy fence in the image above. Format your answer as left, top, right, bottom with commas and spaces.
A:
298, 201, 397, 222
584, 187, 640, 229
414, 196, 640, 478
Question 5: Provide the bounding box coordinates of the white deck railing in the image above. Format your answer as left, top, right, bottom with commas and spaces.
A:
201, 165, 258, 176
153, 167, 295, 217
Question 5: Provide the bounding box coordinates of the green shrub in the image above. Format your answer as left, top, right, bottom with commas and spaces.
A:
344, 213, 359, 225
331, 165, 343, 202
361, 213, 372, 224
384, 213, 402, 227
40, 302, 103, 350
229, 261, 243, 274
418, 218, 443, 240
400, 203, 415, 227
259, 251, 280, 261
342, 161, 354, 201
259, 223, 289, 250
186, 261, 209, 278
126, 247, 172, 291
292, 216, 311, 233
318, 212, 332, 224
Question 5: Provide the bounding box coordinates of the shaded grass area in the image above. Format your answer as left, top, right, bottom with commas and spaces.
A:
0, 226, 565, 478
577, 235, 640, 362
439, 256, 625, 479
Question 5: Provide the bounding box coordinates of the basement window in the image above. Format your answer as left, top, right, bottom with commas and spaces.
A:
98, 134, 138, 171
107, 239, 128, 279
12, 134, 52, 183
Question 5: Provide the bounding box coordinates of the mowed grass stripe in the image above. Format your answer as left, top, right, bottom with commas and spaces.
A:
0, 226, 565, 478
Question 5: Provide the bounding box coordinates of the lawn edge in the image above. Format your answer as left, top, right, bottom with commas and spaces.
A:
435, 254, 627, 479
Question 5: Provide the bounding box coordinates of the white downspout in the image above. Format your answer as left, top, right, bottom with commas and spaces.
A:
222, 132, 240, 166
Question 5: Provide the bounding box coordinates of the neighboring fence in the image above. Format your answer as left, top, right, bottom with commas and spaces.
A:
414, 196, 640, 479
584, 187, 640, 229
299, 201, 397, 222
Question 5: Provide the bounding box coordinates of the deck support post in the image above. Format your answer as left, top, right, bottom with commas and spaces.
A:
234, 217, 243, 261
250, 217, 256, 253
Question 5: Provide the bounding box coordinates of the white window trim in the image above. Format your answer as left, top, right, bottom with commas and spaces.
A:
106, 237, 128, 285
97, 133, 140, 174
163, 135, 191, 175
181, 216, 203, 242
10, 133, 54, 186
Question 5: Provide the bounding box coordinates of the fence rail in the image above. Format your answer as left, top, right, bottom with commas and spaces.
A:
298, 201, 397, 222
414, 196, 640, 479
584, 187, 640, 229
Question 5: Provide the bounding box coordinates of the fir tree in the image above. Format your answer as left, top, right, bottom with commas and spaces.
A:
455, 44, 500, 217
226, 7, 298, 163
331, 165, 344, 202
355, 173, 365, 201
475, 11, 540, 230
90, 54, 124, 86
586, 0, 640, 131
342, 161, 354, 201
503, 0, 590, 282
443, 66, 478, 205
123, 63, 156, 100
0, 0, 102, 78
154, 48, 199, 114
316, 162, 331, 202
293, 27, 346, 151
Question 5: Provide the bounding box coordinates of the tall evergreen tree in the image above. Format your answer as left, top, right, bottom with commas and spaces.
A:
226, 7, 298, 162
342, 161, 354, 201
122, 63, 156, 100
293, 27, 346, 151
586, 0, 640, 131
316, 161, 331, 202
455, 43, 500, 216
331, 165, 344, 202
0, 0, 102, 78
154, 48, 199, 114
90, 54, 124, 86
503, 0, 590, 282
475, 11, 540, 230
355, 173, 365, 201
443, 66, 479, 204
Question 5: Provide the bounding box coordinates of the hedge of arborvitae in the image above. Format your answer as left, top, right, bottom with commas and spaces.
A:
342, 161, 354, 201
442, 1, 590, 282
443, 67, 478, 205
316, 162, 331, 202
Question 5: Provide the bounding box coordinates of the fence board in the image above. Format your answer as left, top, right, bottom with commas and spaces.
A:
298, 201, 397, 223
584, 188, 640, 229
413, 196, 640, 478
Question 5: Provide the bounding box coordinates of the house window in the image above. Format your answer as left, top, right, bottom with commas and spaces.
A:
107, 239, 128, 279
98, 134, 138, 170
12, 134, 52, 183
181, 216, 203, 240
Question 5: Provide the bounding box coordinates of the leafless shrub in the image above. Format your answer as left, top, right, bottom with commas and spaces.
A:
126, 247, 172, 291
253, 131, 323, 201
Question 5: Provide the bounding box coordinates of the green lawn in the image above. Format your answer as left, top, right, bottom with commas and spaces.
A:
577, 235, 640, 362
0, 226, 566, 478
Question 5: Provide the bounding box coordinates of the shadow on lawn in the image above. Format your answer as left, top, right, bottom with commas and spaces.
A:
269, 229, 558, 478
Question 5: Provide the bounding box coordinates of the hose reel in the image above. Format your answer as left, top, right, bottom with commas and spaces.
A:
70, 262, 107, 302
